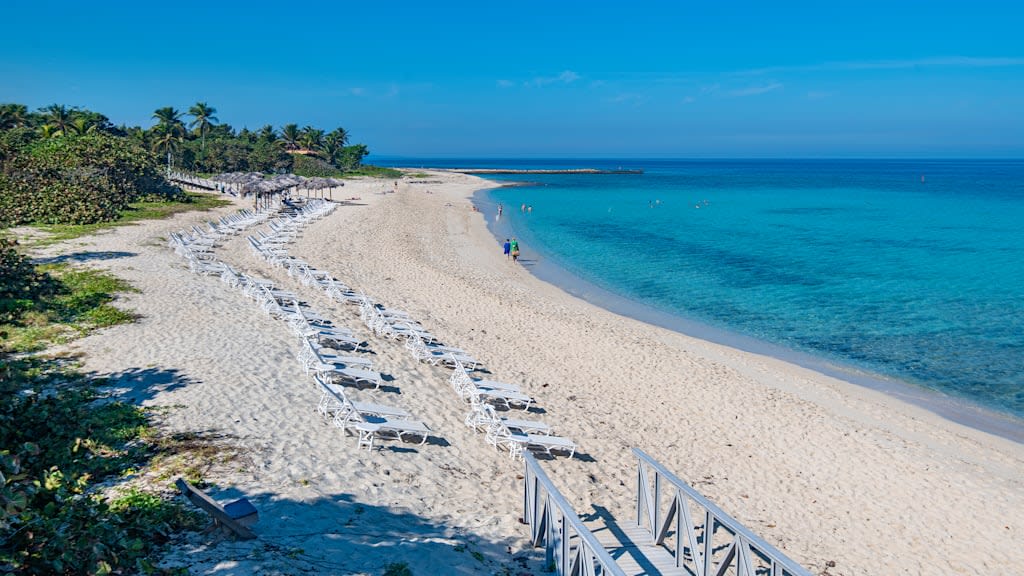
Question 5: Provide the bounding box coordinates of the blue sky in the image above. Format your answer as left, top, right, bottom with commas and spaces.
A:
2, 1, 1022, 157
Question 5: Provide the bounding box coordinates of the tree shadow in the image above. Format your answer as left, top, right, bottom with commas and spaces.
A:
33, 250, 137, 265
93, 365, 202, 405
167, 489, 546, 575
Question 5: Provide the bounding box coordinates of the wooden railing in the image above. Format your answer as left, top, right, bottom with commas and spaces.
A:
523, 453, 626, 576
632, 448, 811, 576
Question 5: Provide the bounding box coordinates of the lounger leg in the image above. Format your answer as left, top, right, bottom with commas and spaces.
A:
357, 429, 373, 451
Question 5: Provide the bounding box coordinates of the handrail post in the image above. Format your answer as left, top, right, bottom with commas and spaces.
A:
632, 448, 812, 576
522, 453, 627, 576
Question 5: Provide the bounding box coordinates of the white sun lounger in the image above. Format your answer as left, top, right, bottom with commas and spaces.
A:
485, 420, 575, 460
465, 401, 551, 435
315, 377, 410, 423
355, 417, 432, 450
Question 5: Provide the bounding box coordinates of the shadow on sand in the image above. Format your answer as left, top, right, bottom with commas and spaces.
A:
167, 485, 544, 574
93, 365, 200, 405
34, 250, 137, 265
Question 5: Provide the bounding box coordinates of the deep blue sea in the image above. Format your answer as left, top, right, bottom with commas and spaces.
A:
375, 158, 1024, 428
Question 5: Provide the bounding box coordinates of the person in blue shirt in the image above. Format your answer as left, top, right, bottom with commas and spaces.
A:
503, 238, 511, 259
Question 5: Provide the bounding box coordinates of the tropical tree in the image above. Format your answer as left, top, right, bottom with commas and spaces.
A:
257, 124, 277, 143
151, 122, 184, 175
152, 106, 185, 132
299, 126, 323, 152
187, 102, 218, 151
41, 104, 74, 135
68, 117, 97, 136
38, 124, 60, 139
0, 104, 29, 130
280, 123, 300, 150
340, 143, 369, 170
320, 135, 343, 166
327, 127, 349, 147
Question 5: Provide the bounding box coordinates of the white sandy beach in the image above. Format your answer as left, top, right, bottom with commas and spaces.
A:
40, 171, 1024, 575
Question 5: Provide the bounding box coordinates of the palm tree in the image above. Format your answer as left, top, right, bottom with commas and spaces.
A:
151, 123, 184, 176
152, 106, 185, 132
258, 124, 277, 143
320, 138, 341, 166
68, 117, 97, 136
280, 124, 300, 150
321, 131, 346, 166
299, 126, 323, 153
42, 104, 73, 135
38, 124, 60, 139
187, 102, 218, 151
328, 127, 349, 147
0, 104, 29, 129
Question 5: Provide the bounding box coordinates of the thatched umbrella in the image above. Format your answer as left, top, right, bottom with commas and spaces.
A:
216, 172, 263, 195
269, 174, 302, 199
326, 178, 345, 201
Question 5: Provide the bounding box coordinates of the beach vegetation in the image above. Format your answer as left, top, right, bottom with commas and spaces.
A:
0, 356, 206, 574
346, 163, 403, 179
0, 245, 226, 573
280, 123, 301, 150
26, 191, 230, 246
0, 128, 182, 227
0, 101, 393, 227
1, 258, 137, 353
187, 102, 217, 152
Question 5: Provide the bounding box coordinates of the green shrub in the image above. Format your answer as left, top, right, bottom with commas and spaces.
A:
0, 134, 181, 226
292, 153, 345, 177
0, 380, 202, 574
0, 239, 55, 324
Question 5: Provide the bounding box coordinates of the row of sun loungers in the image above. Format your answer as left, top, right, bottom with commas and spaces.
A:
173, 198, 574, 459
241, 202, 438, 451
314, 376, 432, 449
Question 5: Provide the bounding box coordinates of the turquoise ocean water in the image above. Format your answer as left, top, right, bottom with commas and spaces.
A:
377, 158, 1024, 432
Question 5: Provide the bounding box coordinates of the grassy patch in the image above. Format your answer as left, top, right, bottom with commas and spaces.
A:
345, 165, 403, 179
404, 172, 432, 179
1, 264, 137, 353
150, 430, 245, 488
32, 192, 231, 245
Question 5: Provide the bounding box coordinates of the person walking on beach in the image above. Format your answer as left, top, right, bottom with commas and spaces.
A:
510, 238, 520, 262
503, 238, 511, 259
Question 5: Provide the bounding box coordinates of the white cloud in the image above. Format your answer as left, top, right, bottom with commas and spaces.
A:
349, 87, 365, 96
728, 82, 783, 97
607, 93, 645, 105
806, 90, 833, 100
496, 79, 514, 88
738, 56, 1024, 76
531, 69, 582, 87
558, 70, 580, 83
681, 96, 696, 104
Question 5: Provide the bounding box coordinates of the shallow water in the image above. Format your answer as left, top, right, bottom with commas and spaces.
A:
379, 158, 1024, 426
